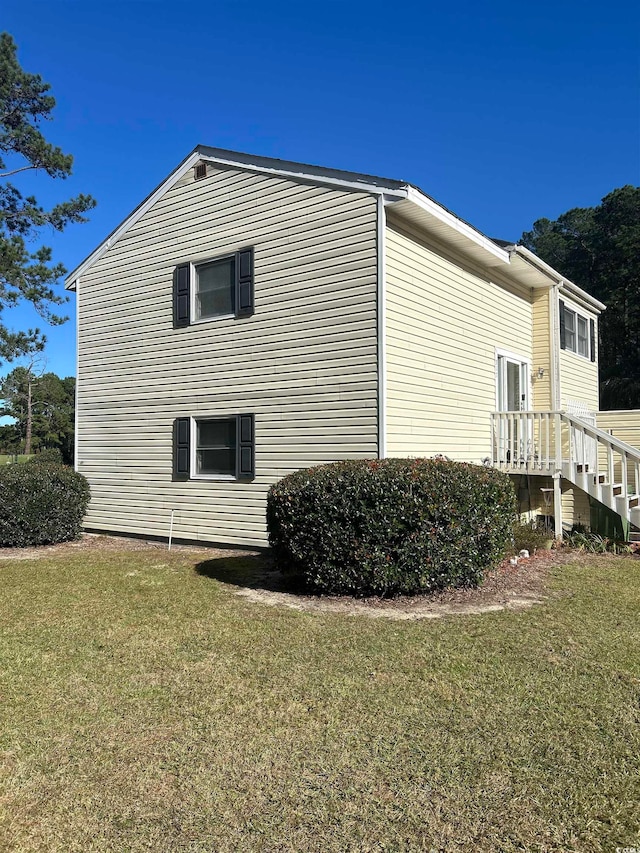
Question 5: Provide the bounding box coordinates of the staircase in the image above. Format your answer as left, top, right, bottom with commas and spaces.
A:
490, 410, 640, 530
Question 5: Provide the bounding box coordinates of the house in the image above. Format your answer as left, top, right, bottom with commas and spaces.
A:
66, 147, 640, 547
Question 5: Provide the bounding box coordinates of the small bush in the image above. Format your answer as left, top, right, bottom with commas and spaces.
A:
0, 463, 90, 547
267, 458, 517, 596
28, 448, 64, 466
512, 522, 554, 554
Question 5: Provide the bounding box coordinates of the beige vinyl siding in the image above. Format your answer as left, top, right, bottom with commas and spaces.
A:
561, 484, 591, 529
77, 166, 379, 546
559, 297, 599, 411
531, 289, 552, 409
596, 410, 640, 451
385, 217, 533, 462
514, 474, 591, 530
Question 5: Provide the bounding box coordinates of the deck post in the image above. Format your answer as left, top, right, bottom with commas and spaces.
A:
553, 472, 563, 539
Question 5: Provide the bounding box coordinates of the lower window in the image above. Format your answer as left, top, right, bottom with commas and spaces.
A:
196, 418, 236, 476
173, 413, 255, 481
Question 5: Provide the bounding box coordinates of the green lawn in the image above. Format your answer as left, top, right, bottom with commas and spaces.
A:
0, 545, 638, 852
0, 454, 31, 465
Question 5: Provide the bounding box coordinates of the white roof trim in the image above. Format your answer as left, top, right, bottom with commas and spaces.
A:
405, 186, 510, 264
65, 150, 202, 289
197, 148, 408, 197
64, 146, 605, 315
65, 147, 410, 289
506, 245, 606, 312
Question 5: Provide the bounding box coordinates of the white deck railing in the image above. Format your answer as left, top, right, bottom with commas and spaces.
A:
490, 410, 640, 526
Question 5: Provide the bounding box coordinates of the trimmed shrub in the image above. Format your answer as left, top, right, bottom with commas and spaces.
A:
0, 463, 90, 547
267, 458, 517, 596
27, 448, 64, 466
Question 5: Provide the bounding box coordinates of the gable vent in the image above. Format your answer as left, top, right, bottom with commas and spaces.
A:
194, 162, 207, 181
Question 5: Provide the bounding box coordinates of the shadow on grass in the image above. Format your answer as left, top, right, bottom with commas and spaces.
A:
195, 554, 308, 594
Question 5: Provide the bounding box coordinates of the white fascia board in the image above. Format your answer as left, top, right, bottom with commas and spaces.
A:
198, 149, 408, 198
507, 245, 606, 313
405, 186, 511, 265
559, 281, 606, 314
65, 150, 203, 289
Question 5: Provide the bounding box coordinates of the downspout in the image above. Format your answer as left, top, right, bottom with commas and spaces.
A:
549, 283, 561, 410
376, 194, 386, 459
549, 282, 563, 537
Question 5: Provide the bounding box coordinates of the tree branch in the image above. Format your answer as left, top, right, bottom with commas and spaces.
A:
0, 164, 39, 178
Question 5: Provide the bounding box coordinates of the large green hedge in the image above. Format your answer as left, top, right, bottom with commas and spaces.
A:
0, 463, 90, 547
267, 458, 517, 596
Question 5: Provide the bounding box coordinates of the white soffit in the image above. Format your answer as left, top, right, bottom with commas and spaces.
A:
386, 196, 512, 271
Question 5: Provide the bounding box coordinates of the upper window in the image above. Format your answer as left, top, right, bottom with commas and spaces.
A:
560, 300, 595, 362
195, 257, 235, 320
173, 248, 254, 328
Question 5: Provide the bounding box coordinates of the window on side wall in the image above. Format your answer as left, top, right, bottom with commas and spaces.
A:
195, 257, 235, 321
173, 247, 254, 327
172, 414, 255, 481
560, 300, 595, 362
196, 418, 236, 476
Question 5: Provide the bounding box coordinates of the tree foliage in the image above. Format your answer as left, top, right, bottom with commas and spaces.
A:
0, 32, 96, 363
521, 186, 640, 409
0, 366, 75, 463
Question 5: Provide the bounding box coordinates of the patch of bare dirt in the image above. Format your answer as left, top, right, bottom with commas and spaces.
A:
232, 551, 571, 620
0, 532, 253, 561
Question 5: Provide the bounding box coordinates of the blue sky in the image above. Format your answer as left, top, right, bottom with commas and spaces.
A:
2, 0, 639, 380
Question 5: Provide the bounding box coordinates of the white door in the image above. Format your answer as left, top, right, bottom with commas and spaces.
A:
496, 354, 530, 464
497, 355, 529, 413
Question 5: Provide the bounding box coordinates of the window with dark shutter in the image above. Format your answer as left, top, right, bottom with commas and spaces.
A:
196, 418, 236, 476
236, 248, 254, 317
175, 415, 254, 480
559, 299, 566, 350
237, 413, 255, 478
590, 318, 596, 362
195, 257, 235, 320
173, 265, 190, 327
173, 418, 190, 480
175, 248, 254, 326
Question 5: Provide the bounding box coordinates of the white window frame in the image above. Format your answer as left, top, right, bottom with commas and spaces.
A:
190, 415, 237, 481
562, 302, 593, 361
190, 254, 236, 325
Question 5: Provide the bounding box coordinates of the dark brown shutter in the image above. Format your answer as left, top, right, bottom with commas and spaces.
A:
173, 418, 190, 480
590, 318, 596, 362
236, 248, 254, 317
173, 264, 190, 328
559, 299, 566, 350
237, 414, 255, 478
